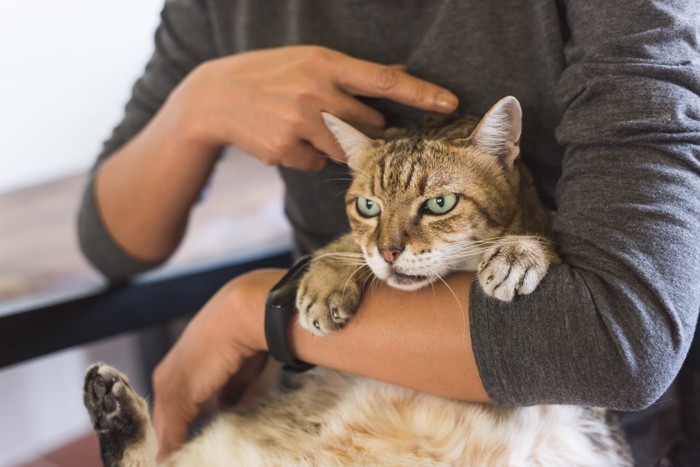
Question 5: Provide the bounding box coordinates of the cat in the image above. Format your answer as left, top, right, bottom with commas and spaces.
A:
84, 96, 632, 466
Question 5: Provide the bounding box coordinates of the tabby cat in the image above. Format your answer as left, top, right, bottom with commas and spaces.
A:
84, 97, 632, 466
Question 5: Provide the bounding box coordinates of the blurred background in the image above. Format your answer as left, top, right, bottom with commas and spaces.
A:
0, 0, 161, 192
0, 2, 162, 465
0, 1, 290, 465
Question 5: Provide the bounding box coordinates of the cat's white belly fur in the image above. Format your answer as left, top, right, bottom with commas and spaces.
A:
167, 368, 627, 466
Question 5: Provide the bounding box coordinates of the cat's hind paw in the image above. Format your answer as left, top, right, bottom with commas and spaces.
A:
83, 363, 152, 466
477, 237, 557, 302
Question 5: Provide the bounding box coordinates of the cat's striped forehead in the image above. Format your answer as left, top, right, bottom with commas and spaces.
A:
352, 138, 462, 197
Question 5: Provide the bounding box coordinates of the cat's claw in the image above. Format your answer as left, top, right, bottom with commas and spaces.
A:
297, 272, 362, 336
298, 288, 361, 335
477, 237, 555, 302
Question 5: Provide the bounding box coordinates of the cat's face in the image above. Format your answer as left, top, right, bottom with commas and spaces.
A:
324, 97, 523, 290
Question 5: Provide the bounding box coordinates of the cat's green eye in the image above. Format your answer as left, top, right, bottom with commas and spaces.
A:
356, 196, 381, 218
423, 193, 458, 215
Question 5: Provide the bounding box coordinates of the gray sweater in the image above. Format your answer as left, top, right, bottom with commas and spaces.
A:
78, 0, 700, 463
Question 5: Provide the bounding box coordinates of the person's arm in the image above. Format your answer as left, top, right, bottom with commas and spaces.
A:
468, 0, 700, 409
295, 272, 486, 400
78, 0, 460, 280
151, 269, 487, 459
78, 0, 219, 278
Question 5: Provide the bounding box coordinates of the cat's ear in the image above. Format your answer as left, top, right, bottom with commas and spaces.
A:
469, 96, 522, 168
322, 112, 377, 171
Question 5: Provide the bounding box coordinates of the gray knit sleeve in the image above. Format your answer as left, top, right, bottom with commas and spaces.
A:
77, 0, 218, 280
469, 0, 700, 410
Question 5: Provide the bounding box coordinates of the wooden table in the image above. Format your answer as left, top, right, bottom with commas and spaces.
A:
0, 153, 294, 368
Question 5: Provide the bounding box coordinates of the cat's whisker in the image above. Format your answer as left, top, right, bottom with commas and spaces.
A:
314, 258, 367, 267
312, 252, 365, 262
361, 268, 375, 291
432, 271, 469, 338
454, 234, 557, 247
322, 178, 355, 183
440, 245, 501, 259
449, 240, 502, 249
444, 235, 555, 257
369, 274, 380, 293
341, 264, 370, 298
443, 243, 499, 253
445, 244, 499, 254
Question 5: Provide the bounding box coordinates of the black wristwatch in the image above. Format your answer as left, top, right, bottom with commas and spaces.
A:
264, 255, 316, 372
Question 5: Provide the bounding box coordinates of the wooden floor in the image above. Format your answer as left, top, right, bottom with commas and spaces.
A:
16, 433, 101, 467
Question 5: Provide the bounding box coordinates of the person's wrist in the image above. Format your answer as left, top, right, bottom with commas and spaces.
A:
224, 270, 287, 356
163, 66, 226, 157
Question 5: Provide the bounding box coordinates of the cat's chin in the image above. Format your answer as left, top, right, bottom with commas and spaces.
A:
386, 272, 434, 291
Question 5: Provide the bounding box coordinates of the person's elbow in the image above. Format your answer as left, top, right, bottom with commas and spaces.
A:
602, 309, 691, 411
77, 195, 163, 282
613, 367, 677, 412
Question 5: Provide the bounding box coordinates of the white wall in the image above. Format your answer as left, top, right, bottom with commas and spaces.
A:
0, 1, 162, 464
0, 0, 162, 193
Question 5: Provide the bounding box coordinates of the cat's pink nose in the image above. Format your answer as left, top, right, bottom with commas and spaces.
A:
380, 248, 403, 264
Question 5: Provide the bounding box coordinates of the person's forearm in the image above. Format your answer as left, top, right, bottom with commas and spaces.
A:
238, 270, 489, 402
294, 272, 488, 401
95, 93, 220, 261
151, 268, 486, 457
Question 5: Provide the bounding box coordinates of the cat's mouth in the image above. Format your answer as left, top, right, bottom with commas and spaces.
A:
388, 271, 432, 290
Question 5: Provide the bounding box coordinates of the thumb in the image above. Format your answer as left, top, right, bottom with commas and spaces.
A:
151, 361, 201, 462
153, 394, 193, 462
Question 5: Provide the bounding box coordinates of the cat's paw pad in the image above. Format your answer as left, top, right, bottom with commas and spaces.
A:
297, 277, 362, 336
83, 363, 141, 433
477, 238, 554, 302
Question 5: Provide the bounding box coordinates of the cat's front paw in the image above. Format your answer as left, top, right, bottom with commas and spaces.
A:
296, 263, 365, 336
477, 237, 557, 302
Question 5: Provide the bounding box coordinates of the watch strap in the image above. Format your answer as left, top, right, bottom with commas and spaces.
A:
264, 255, 315, 372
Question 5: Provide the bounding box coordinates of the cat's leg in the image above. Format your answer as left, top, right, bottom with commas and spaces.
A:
83, 363, 158, 467
477, 235, 560, 302
297, 233, 370, 335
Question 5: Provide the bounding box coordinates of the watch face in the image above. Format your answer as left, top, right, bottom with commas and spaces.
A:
266, 256, 312, 308
267, 280, 299, 308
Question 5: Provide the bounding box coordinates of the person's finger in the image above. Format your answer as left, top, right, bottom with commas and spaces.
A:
229, 357, 281, 411
388, 64, 407, 71
279, 141, 329, 171
330, 93, 386, 129
217, 353, 269, 408
334, 59, 458, 113
153, 394, 191, 461
296, 93, 383, 164
300, 112, 352, 164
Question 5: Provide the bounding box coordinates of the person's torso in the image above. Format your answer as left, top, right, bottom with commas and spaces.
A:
207, 0, 568, 253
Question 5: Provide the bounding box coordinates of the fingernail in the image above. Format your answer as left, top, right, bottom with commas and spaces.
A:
436, 93, 458, 111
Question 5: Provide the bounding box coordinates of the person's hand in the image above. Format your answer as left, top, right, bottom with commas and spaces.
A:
168, 45, 459, 171
151, 269, 285, 460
